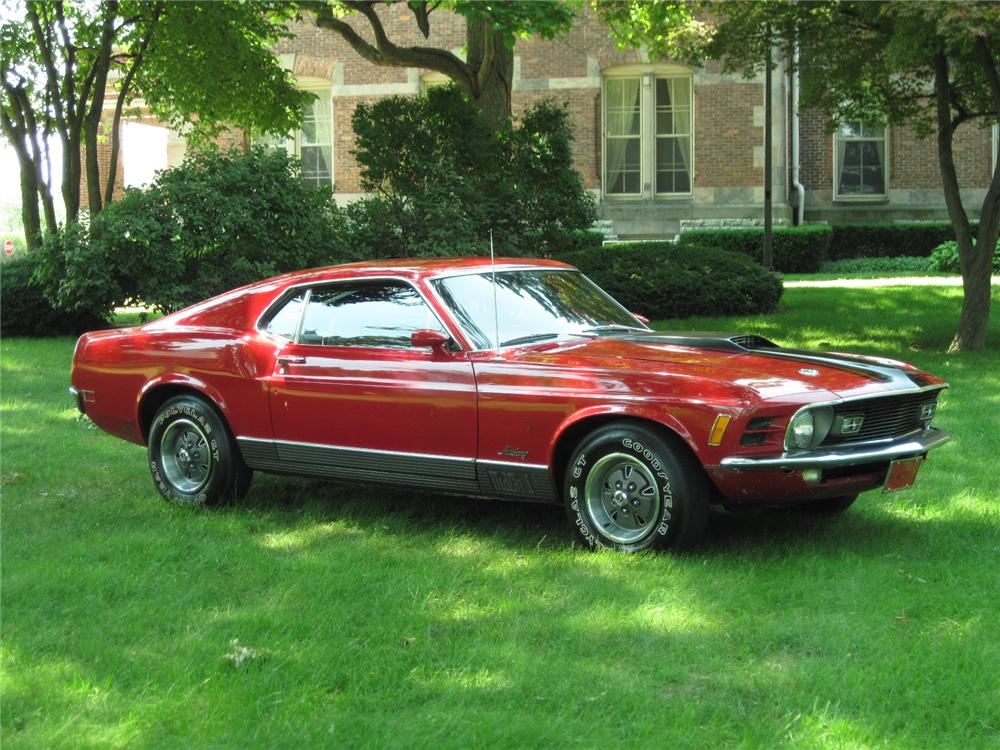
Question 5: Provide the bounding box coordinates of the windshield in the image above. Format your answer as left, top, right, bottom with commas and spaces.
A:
431, 269, 646, 350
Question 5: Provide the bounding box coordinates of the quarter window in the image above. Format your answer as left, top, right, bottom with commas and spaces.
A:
297, 282, 445, 348
604, 71, 693, 198
834, 122, 887, 198
262, 291, 307, 339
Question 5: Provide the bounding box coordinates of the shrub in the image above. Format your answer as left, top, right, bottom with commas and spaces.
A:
347, 85, 597, 258
828, 222, 979, 260
926, 239, 1000, 274
1, 254, 106, 337
818, 256, 932, 275
36, 147, 344, 317
560, 242, 783, 319
678, 225, 830, 273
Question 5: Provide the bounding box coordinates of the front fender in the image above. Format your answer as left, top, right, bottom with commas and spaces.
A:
548, 402, 717, 468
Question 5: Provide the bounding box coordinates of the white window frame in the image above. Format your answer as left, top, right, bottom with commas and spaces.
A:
833, 121, 888, 201
257, 80, 334, 188
602, 65, 694, 200
992, 122, 998, 176
295, 84, 334, 188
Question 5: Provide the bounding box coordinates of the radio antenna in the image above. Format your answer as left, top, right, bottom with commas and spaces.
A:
490, 228, 500, 354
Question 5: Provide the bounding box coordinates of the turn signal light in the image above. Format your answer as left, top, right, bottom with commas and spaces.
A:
708, 414, 732, 446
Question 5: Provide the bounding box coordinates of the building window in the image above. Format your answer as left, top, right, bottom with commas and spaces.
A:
603, 69, 693, 198
298, 93, 333, 188
834, 121, 887, 198
258, 86, 333, 188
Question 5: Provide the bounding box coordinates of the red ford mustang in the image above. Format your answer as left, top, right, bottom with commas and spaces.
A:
70, 258, 950, 551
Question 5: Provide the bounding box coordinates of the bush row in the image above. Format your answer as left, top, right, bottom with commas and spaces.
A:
927, 239, 1000, 274
678, 226, 830, 273
675, 222, 986, 272
818, 256, 932, 275
560, 242, 783, 319
827, 222, 979, 260
1, 255, 107, 337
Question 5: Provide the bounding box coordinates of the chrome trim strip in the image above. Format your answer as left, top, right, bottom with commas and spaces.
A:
235, 437, 558, 502
237, 436, 475, 466
719, 428, 951, 470
253, 275, 466, 351
477, 458, 551, 472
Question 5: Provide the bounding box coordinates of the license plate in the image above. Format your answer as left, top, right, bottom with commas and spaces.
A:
882, 457, 924, 493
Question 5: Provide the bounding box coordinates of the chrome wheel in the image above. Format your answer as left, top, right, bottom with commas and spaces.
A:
159, 418, 212, 493
583, 452, 661, 544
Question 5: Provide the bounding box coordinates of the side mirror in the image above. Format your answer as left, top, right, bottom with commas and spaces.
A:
411, 328, 452, 352
631, 313, 650, 326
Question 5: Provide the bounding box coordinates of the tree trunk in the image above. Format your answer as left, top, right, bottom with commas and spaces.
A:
13, 145, 43, 253
466, 17, 513, 131
62, 132, 82, 222
933, 52, 990, 351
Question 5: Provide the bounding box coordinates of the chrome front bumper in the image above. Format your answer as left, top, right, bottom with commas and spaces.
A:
69, 385, 84, 414
719, 428, 951, 470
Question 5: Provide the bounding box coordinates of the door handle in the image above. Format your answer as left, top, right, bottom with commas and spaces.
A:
276, 355, 306, 374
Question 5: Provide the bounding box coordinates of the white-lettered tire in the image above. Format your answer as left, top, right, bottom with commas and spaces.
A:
564, 422, 710, 552
148, 395, 252, 506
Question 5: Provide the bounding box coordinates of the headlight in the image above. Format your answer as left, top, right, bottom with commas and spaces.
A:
788, 410, 815, 450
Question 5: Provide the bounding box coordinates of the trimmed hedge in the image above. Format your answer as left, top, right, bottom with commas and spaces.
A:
678, 226, 830, 273
1, 255, 106, 337
819, 256, 932, 275
560, 242, 783, 319
828, 222, 979, 260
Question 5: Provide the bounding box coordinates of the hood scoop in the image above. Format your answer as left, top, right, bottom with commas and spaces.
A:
625, 331, 779, 353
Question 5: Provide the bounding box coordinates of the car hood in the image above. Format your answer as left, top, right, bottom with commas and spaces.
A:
506, 331, 940, 402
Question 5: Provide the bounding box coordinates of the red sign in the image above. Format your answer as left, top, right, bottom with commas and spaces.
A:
3, 240, 13, 256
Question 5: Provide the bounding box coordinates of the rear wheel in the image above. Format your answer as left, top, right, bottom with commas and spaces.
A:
148, 395, 252, 506
564, 422, 710, 552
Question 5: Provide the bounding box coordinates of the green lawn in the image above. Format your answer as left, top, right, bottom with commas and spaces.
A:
3, 286, 999, 749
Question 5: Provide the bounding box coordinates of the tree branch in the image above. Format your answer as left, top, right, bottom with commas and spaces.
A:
27, 3, 69, 139
105, 2, 164, 205
408, 1, 431, 38
309, 1, 475, 91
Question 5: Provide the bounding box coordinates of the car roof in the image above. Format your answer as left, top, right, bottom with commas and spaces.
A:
252, 256, 575, 291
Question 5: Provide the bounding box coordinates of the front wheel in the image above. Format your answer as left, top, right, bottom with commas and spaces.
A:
148, 395, 252, 506
564, 422, 710, 552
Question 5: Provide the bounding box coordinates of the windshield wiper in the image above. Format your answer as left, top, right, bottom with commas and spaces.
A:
582, 324, 649, 335
499, 332, 562, 347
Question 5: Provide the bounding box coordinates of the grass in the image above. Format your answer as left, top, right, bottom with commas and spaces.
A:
3, 286, 1000, 749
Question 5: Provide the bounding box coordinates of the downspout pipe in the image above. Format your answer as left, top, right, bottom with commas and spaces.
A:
791, 44, 805, 225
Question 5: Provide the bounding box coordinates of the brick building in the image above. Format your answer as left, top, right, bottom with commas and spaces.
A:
115, 5, 998, 240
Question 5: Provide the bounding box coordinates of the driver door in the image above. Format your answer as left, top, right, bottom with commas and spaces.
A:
265, 279, 478, 486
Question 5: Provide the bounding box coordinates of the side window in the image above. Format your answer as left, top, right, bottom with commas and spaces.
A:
298, 282, 445, 348
262, 291, 307, 339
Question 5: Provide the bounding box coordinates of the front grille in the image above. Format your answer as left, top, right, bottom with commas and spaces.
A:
821, 389, 942, 446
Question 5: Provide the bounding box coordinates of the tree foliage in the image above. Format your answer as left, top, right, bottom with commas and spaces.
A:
0, 1, 310, 251
600, 0, 1000, 350
302, 0, 579, 129
35, 146, 343, 319
343, 85, 597, 258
